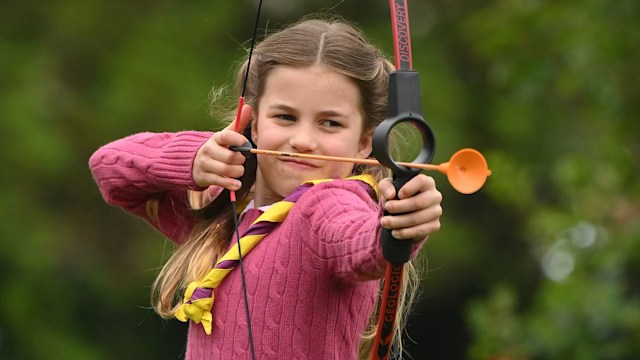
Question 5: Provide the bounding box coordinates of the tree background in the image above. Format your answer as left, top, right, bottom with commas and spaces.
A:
1, 0, 638, 359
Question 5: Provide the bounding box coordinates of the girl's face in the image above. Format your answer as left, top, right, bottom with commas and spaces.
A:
251, 65, 372, 206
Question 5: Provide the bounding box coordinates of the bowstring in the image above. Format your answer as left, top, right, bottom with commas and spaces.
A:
232, 1, 264, 359
241, 0, 263, 98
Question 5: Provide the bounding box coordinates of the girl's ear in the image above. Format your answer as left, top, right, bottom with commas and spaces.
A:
251, 114, 259, 144
357, 130, 373, 159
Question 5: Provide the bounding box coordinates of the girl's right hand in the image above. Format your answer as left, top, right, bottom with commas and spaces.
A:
192, 104, 252, 191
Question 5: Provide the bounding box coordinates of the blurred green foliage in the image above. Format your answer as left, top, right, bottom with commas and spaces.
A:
1, 0, 638, 359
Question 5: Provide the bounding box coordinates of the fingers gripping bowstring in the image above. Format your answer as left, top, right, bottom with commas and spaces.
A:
231, 1, 264, 359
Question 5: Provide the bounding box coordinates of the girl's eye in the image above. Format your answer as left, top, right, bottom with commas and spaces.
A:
276, 114, 296, 122
321, 120, 343, 128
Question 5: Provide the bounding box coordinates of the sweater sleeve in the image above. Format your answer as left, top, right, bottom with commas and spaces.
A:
88, 131, 213, 244
293, 180, 425, 285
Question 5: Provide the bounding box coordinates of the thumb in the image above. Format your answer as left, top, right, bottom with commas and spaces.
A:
226, 104, 253, 133
378, 178, 397, 201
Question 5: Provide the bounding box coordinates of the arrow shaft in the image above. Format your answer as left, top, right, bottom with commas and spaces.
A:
246, 148, 440, 172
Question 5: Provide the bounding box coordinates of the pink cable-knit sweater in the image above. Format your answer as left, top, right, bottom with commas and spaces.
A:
89, 131, 424, 359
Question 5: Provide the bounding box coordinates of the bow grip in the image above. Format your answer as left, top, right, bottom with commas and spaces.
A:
380, 175, 415, 263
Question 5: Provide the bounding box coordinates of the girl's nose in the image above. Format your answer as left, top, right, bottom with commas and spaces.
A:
288, 123, 318, 153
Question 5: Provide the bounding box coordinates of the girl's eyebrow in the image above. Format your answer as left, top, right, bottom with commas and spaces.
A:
318, 110, 347, 118
268, 103, 296, 112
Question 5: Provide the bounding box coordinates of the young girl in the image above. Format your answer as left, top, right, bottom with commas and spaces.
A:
90, 19, 442, 360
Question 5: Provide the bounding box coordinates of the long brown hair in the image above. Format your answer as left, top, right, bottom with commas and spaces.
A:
151, 18, 424, 359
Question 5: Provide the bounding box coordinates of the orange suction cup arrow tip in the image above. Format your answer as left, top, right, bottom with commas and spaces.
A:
441, 148, 492, 194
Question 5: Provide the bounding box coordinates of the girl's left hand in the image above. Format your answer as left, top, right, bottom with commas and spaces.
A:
379, 174, 443, 241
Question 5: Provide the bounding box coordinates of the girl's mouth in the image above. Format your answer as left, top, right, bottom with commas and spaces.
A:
279, 158, 320, 169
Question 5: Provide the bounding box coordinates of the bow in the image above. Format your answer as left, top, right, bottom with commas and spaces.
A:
370, 1, 435, 359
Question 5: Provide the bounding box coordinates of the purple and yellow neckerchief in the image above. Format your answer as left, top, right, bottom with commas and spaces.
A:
174, 174, 378, 334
